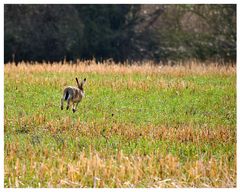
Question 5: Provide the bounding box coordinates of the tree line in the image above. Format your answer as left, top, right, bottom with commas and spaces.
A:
4, 4, 236, 64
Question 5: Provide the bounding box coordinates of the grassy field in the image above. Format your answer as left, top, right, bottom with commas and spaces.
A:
4, 60, 236, 187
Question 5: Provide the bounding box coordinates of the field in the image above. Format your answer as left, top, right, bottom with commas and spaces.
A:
4, 60, 236, 187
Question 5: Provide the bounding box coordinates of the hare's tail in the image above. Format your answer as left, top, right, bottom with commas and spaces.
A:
64, 90, 69, 101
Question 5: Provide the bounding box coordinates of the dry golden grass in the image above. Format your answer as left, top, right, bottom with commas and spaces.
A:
5, 60, 235, 76
5, 143, 236, 187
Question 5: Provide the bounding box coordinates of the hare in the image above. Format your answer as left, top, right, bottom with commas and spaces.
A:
60, 77, 86, 113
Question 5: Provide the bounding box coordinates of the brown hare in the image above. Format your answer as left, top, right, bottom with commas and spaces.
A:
60, 77, 86, 113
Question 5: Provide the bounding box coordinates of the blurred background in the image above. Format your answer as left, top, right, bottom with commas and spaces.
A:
4, 4, 236, 64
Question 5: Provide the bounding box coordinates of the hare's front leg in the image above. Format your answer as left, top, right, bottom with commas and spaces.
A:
72, 102, 79, 113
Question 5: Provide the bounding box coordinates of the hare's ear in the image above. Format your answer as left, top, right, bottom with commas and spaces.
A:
79, 78, 86, 89
76, 77, 81, 88
80, 78, 86, 87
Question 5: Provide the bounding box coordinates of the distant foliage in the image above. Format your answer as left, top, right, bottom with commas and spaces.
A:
4, 4, 236, 63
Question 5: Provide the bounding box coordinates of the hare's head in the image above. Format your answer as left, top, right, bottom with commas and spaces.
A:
76, 77, 86, 91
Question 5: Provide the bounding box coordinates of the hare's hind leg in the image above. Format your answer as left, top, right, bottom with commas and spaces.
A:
60, 98, 64, 110
61, 89, 69, 110
66, 98, 71, 110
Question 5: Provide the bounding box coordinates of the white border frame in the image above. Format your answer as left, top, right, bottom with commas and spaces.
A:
1, 1, 239, 192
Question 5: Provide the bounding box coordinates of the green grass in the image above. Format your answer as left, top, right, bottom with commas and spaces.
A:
4, 63, 236, 187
